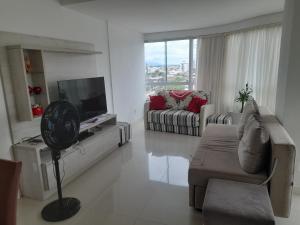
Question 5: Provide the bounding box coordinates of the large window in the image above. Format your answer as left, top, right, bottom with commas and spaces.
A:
145, 39, 197, 95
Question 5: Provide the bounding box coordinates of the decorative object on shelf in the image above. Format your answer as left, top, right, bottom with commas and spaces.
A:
28, 86, 34, 95
33, 86, 42, 95
235, 83, 253, 113
32, 104, 44, 117
24, 55, 32, 73
40, 101, 81, 222
28, 86, 42, 95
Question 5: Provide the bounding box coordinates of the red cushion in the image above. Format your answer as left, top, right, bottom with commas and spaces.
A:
149, 95, 167, 110
187, 96, 208, 113
169, 90, 192, 100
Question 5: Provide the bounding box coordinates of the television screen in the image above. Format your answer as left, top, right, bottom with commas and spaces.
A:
57, 77, 107, 122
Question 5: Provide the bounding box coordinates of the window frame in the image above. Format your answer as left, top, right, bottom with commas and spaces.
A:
145, 38, 197, 93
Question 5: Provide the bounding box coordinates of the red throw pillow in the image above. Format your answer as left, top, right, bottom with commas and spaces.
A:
187, 96, 208, 113
149, 95, 167, 110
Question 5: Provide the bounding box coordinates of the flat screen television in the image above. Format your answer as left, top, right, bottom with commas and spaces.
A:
57, 77, 107, 122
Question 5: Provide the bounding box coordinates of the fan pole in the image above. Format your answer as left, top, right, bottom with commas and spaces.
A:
41, 149, 81, 222
52, 150, 63, 207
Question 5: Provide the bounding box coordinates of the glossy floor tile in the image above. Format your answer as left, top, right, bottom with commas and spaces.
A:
17, 121, 300, 225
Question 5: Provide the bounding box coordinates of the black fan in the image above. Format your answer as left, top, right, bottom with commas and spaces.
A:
40, 101, 81, 222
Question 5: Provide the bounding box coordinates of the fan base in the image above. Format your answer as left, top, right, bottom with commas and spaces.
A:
41, 197, 80, 222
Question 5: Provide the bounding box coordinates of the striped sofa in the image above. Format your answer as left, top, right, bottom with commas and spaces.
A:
144, 91, 215, 136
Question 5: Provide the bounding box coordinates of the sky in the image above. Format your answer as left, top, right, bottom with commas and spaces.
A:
145, 40, 190, 66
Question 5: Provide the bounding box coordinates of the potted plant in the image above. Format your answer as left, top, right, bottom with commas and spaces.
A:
235, 83, 253, 113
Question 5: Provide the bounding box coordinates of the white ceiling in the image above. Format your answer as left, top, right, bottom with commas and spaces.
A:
63, 0, 285, 33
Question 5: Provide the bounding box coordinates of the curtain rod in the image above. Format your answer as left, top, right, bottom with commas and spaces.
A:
144, 22, 282, 42
224, 22, 282, 36
198, 22, 282, 39
194, 22, 282, 39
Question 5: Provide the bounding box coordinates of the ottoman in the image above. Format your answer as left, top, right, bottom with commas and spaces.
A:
117, 122, 131, 146
206, 113, 232, 125
203, 179, 275, 225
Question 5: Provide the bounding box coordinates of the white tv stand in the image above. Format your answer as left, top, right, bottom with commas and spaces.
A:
13, 114, 120, 200
80, 114, 116, 131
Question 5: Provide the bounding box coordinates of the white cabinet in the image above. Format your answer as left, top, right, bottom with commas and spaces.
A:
13, 115, 120, 200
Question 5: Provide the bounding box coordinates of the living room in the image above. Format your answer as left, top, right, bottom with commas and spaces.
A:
0, 0, 299, 225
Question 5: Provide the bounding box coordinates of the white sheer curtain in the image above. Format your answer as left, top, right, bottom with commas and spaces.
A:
196, 25, 282, 113
196, 35, 226, 112
222, 26, 282, 113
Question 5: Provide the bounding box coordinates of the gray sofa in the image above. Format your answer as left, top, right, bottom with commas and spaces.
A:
188, 107, 296, 218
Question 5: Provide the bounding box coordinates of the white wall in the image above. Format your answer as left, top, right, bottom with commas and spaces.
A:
108, 22, 145, 122
275, 0, 300, 188
0, 0, 113, 111
0, 0, 113, 159
42, 52, 100, 101
0, 0, 146, 158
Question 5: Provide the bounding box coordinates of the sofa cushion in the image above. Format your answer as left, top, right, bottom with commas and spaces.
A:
203, 179, 275, 225
149, 95, 167, 110
237, 99, 259, 139
147, 109, 200, 127
165, 92, 186, 109
202, 124, 239, 146
189, 148, 267, 187
169, 90, 192, 99
156, 90, 192, 109
156, 90, 209, 110
187, 96, 208, 113
238, 114, 269, 174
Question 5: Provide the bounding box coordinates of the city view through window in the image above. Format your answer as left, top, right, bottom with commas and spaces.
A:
145, 39, 198, 95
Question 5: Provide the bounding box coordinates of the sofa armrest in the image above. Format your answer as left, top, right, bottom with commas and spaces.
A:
144, 101, 150, 130
199, 104, 215, 136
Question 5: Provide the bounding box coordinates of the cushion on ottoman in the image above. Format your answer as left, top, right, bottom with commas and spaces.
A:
203, 179, 275, 225
207, 113, 232, 125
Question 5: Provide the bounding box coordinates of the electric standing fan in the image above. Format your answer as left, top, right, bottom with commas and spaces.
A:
40, 101, 81, 222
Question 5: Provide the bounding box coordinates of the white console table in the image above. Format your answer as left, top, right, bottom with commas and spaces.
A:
13, 114, 120, 200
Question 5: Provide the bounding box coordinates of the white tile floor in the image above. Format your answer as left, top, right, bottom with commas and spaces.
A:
17, 121, 300, 225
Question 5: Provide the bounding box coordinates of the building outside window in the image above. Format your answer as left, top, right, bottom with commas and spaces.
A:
145, 39, 197, 95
